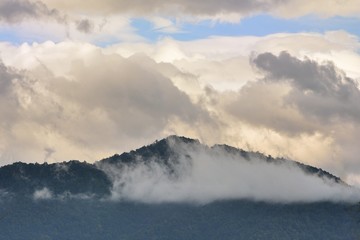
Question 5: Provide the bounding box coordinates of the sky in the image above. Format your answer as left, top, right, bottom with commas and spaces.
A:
0, 0, 360, 186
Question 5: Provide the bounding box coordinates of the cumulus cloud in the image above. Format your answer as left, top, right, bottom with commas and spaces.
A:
108, 31, 360, 91
47, 52, 210, 139
100, 141, 360, 204
214, 51, 360, 180
0, 42, 214, 165
223, 51, 360, 135
252, 52, 360, 123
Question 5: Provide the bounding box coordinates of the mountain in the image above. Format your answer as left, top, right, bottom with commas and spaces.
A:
0, 135, 343, 198
0, 160, 111, 197
0, 135, 359, 240
100, 135, 343, 184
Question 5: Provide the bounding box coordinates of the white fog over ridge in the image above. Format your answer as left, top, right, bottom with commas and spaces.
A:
97, 138, 360, 204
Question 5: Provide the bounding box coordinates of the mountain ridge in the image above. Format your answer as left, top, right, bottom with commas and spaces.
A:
100, 135, 342, 184
0, 135, 345, 199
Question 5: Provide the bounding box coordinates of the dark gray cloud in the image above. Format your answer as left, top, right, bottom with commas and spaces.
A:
76, 19, 94, 34
252, 51, 360, 123
0, 0, 64, 23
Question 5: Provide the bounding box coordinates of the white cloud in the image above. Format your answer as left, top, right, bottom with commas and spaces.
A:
33, 187, 94, 201
33, 187, 53, 200
149, 17, 184, 34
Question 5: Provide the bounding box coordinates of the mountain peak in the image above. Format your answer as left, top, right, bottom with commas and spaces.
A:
164, 135, 200, 144
101, 135, 201, 165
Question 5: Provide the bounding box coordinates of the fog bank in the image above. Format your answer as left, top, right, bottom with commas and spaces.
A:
100, 143, 360, 204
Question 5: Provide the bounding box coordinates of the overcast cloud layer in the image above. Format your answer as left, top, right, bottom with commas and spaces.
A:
25, 0, 360, 19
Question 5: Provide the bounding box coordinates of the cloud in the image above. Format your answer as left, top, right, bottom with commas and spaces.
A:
214, 51, 360, 181
0, 189, 10, 200
108, 31, 360, 90
32, 187, 94, 200
274, 0, 360, 18
222, 51, 360, 136
100, 140, 360, 204
0, 61, 24, 127
0, 42, 214, 165
44, 147, 55, 163
33, 187, 53, 200
75, 18, 94, 34
41, 0, 360, 20
47, 52, 209, 139
0, 0, 64, 24
0, 0, 117, 41
252, 51, 360, 124
1, 1, 359, 44
41, 0, 284, 17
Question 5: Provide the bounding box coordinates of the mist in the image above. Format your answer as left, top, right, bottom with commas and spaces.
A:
32, 187, 94, 201
100, 142, 360, 204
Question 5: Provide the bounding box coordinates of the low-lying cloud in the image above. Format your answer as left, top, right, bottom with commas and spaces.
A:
33, 187, 94, 201
100, 142, 360, 204
33, 187, 53, 200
